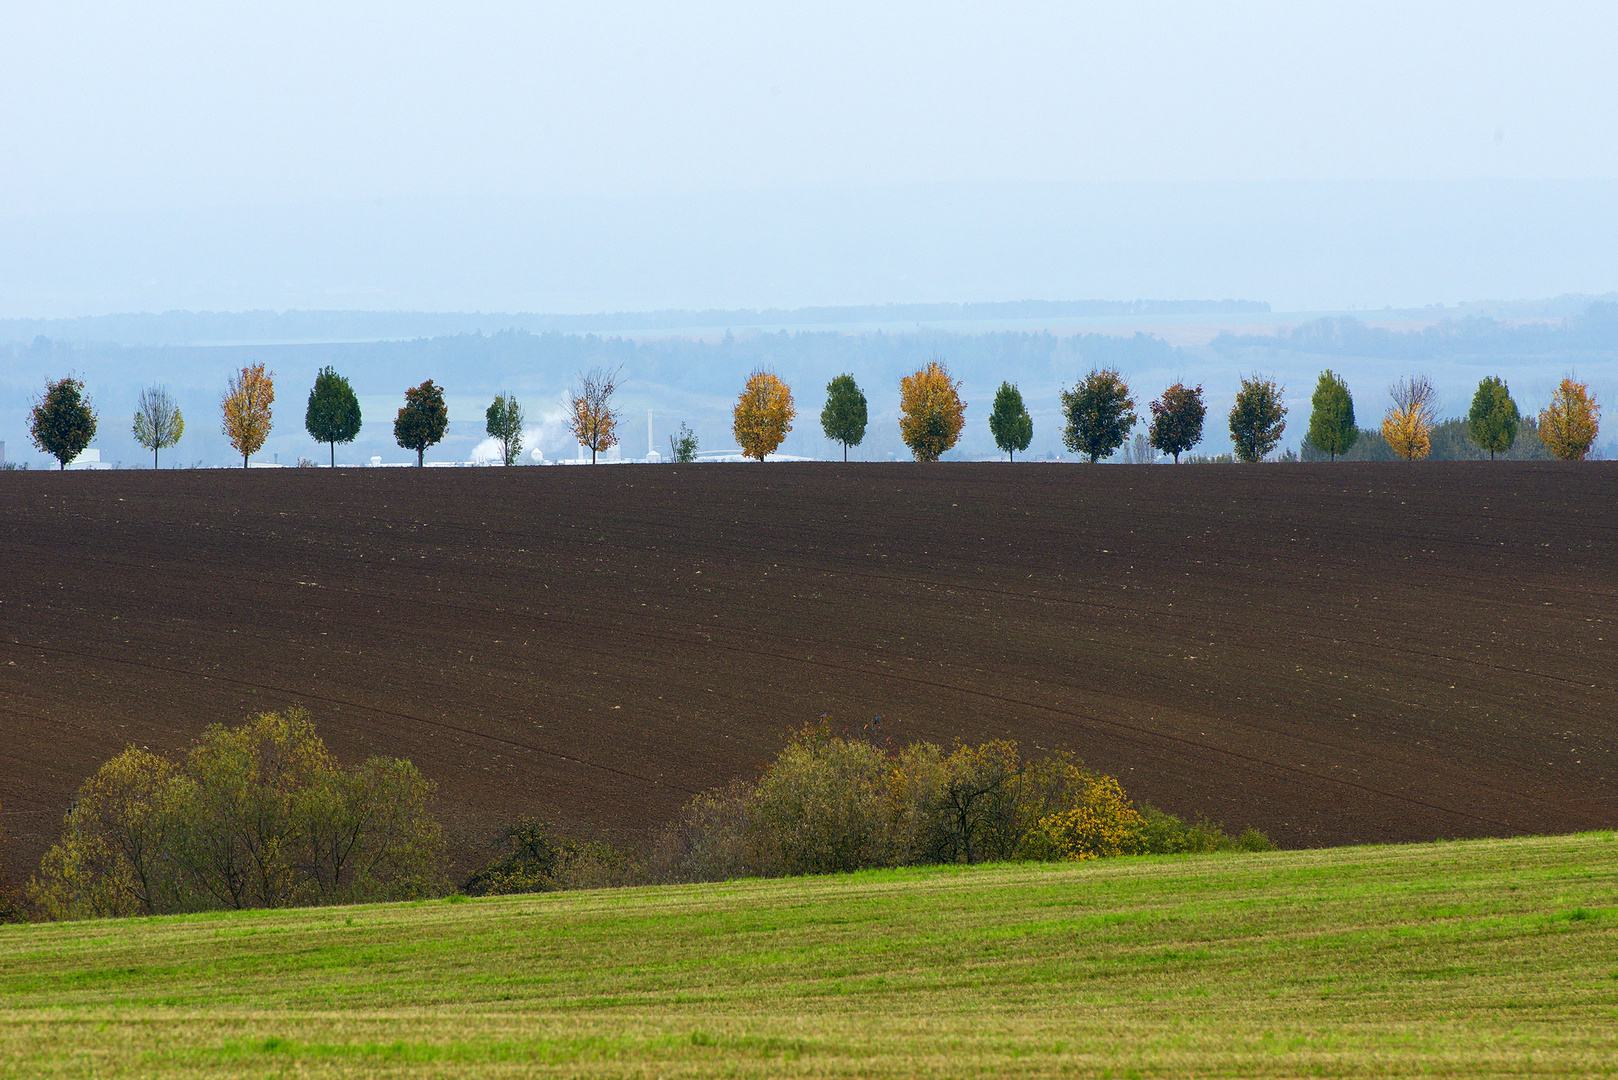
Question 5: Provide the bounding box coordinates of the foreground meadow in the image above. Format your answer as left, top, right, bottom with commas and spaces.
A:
3, 833, 1616, 1077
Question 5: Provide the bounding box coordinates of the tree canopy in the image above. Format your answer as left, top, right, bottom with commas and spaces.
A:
988, 381, 1034, 461
734, 371, 796, 461
1060, 369, 1136, 462
485, 393, 524, 465
1538, 378, 1601, 461
819, 374, 868, 461
1466, 376, 1519, 460
394, 380, 449, 466
132, 386, 184, 469
1305, 370, 1357, 461
1147, 382, 1205, 463
567, 366, 621, 463
898, 359, 966, 462
222, 363, 275, 468
29, 377, 98, 469
1382, 375, 1437, 461
1229, 376, 1287, 462
305, 366, 362, 467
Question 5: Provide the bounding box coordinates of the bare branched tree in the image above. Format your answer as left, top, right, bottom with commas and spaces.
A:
133, 386, 185, 469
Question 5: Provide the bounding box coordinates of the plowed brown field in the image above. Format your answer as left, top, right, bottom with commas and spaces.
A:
2, 462, 1614, 882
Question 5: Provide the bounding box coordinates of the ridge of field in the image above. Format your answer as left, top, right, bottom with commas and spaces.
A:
1, 462, 1614, 880
2, 833, 1615, 1077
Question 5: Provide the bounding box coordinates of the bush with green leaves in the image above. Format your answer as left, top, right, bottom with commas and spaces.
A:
30, 709, 442, 919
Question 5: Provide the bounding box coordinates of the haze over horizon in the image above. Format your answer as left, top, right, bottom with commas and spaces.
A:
4, 3, 1618, 318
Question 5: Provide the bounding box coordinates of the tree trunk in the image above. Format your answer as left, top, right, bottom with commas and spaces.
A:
243, 452, 249, 469
417, 448, 424, 467
330, 441, 335, 468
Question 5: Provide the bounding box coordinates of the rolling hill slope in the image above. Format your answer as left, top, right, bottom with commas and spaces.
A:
1, 462, 1613, 880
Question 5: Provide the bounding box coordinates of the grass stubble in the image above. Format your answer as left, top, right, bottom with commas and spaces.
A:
1, 833, 1614, 1077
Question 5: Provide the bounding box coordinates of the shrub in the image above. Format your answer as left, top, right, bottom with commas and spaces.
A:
653, 726, 1273, 883
651, 779, 776, 883
464, 820, 643, 895
30, 709, 443, 919
753, 727, 902, 874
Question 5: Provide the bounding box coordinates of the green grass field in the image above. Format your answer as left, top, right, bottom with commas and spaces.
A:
3, 834, 1616, 1078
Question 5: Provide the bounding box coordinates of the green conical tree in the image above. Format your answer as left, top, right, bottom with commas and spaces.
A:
1305, 370, 1357, 461
988, 381, 1034, 461
1467, 376, 1520, 460
305, 367, 362, 467
820, 374, 868, 461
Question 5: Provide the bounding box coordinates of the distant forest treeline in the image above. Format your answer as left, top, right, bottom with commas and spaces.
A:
1212, 302, 1618, 360
0, 299, 1270, 347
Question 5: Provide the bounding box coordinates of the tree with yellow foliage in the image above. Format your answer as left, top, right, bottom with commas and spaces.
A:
1381, 375, 1436, 460
732, 370, 795, 461
898, 357, 965, 462
221, 363, 275, 468
568, 366, 621, 463
1538, 377, 1601, 460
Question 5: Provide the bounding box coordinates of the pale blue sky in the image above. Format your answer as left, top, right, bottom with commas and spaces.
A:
4, 2, 1617, 314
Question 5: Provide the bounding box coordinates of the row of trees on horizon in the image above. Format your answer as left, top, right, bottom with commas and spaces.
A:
18, 358, 1605, 470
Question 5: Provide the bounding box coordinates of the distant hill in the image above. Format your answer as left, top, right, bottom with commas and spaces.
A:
0, 299, 1269, 347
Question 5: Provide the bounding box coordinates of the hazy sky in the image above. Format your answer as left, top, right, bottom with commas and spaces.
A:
5, 2, 1617, 314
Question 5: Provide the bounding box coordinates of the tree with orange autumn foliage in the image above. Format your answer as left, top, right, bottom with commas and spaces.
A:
221, 363, 275, 468
733, 371, 796, 461
568, 366, 621, 463
1538, 377, 1601, 460
898, 357, 966, 462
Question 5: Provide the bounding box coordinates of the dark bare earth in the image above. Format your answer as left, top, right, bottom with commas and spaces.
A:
2, 463, 1614, 881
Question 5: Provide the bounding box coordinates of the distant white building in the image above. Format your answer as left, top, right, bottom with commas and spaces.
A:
65, 448, 115, 470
